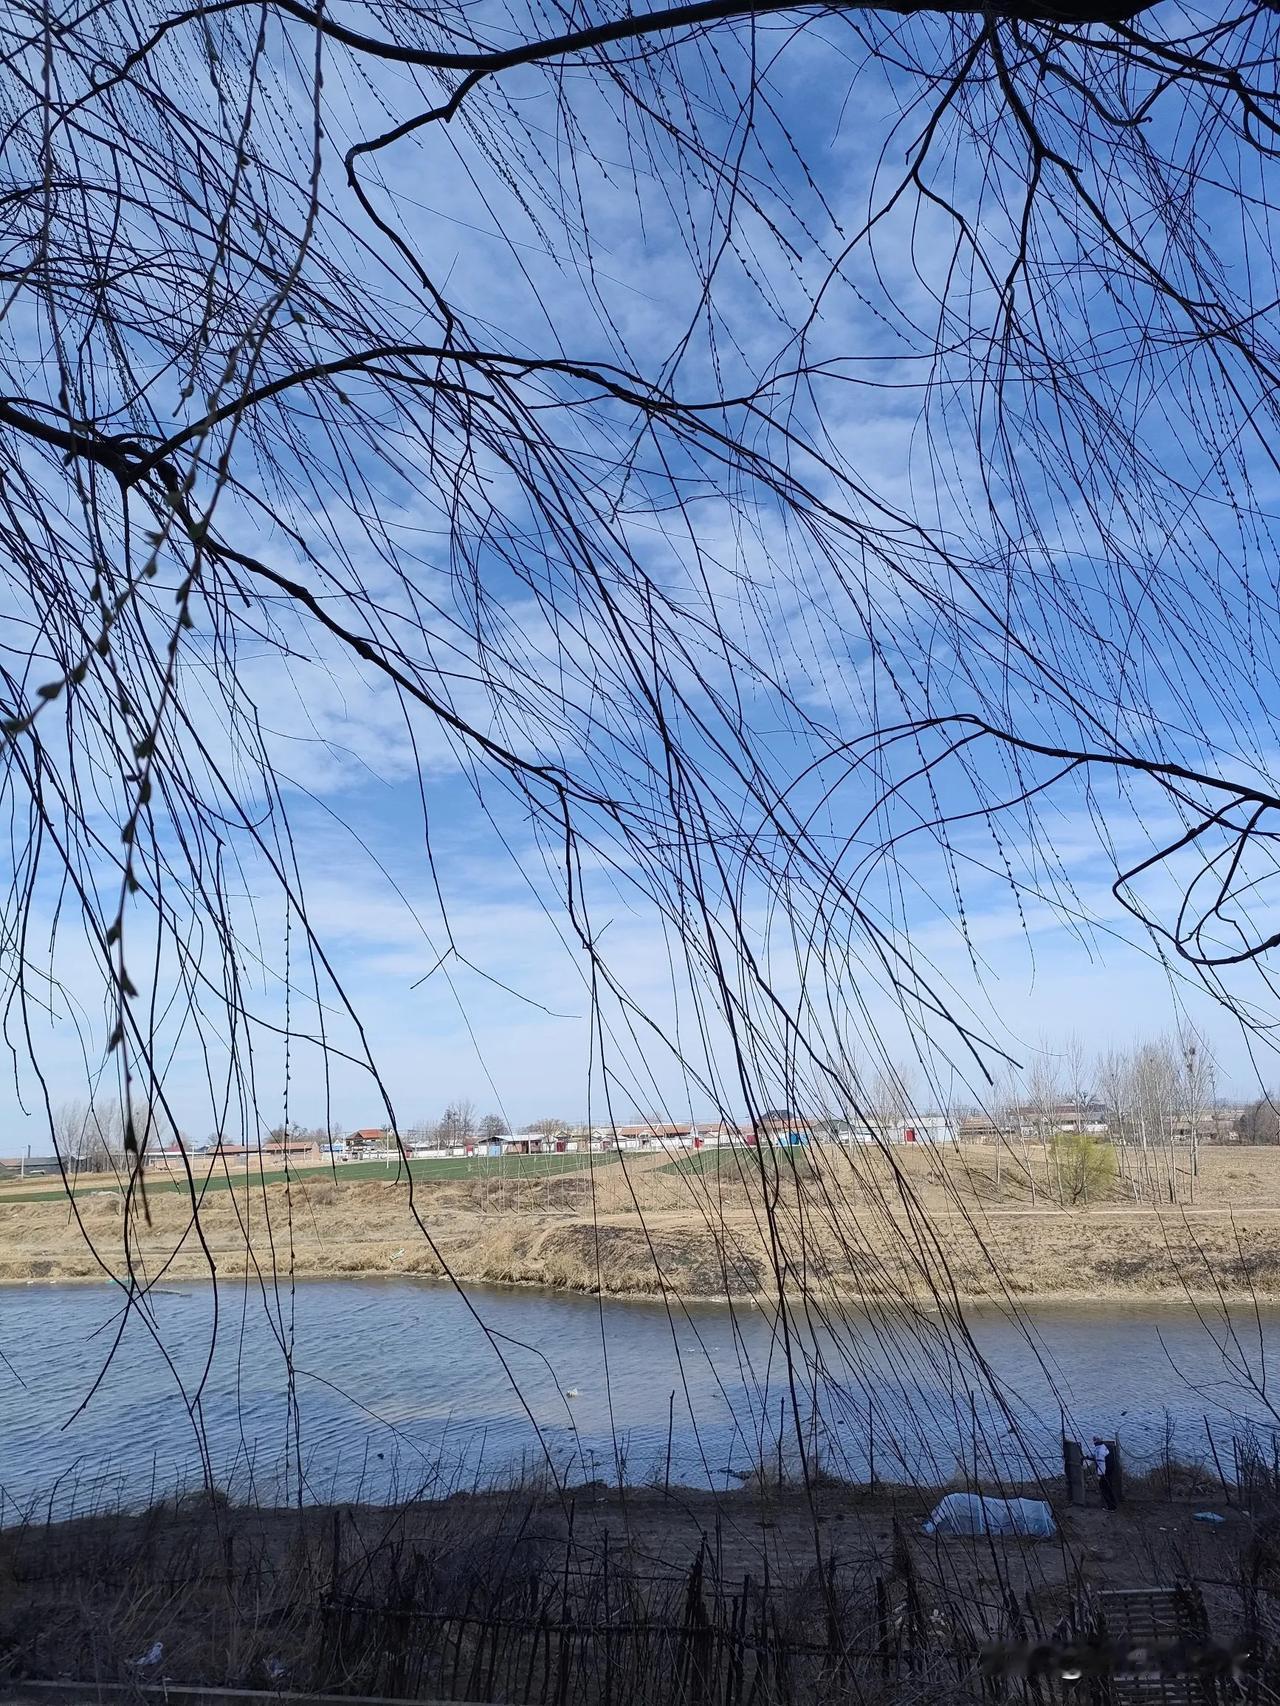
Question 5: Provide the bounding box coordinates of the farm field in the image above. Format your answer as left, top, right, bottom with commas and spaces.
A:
0, 1148, 622, 1204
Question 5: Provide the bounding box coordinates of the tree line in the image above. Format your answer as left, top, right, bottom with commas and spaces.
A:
967, 1031, 1273, 1206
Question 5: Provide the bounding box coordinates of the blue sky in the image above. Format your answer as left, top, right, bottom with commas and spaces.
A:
6, 3, 1280, 1147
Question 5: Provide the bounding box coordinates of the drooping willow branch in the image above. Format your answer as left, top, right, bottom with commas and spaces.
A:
3, 0, 1280, 1504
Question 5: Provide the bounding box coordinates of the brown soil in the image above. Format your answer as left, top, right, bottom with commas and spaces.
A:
0, 1479, 1227, 1592
0, 1478, 1251, 1692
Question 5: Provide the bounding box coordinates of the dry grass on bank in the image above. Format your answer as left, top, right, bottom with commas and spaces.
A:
5, 1145, 1280, 1302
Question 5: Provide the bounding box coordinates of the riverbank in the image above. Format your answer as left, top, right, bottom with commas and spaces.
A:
0, 1475, 1253, 1706
5, 1144, 1280, 1304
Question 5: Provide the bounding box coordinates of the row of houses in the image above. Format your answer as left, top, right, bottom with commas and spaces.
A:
110, 1111, 1114, 1173
958, 1101, 1110, 1141
129, 1097, 1256, 1172
79, 1092, 1255, 1175
328, 1103, 1255, 1158
27, 1099, 1262, 1176
328, 1112, 958, 1160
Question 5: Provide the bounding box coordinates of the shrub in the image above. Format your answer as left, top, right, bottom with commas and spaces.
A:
1051, 1131, 1117, 1204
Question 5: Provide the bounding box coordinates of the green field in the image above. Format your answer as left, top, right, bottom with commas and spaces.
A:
0, 1149, 619, 1204
661, 1147, 741, 1176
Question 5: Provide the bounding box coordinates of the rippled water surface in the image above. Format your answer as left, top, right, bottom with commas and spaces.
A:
1, 1279, 1277, 1520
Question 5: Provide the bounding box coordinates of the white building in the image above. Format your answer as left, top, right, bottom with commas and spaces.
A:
835, 1114, 956, 1146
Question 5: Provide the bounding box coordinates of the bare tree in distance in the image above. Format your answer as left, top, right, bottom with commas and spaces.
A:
478, 1114, 507, 1142
436, 1102, 477, 1146
1180, 1028, 1217, 1195
988, 1067, 1038, 1202
1096, 1047, 1142, 1202
1130, 1040, 1185, 1205
868, 1065, 918, 1133
1238, 1097, 1280, 1146
1062, 1035, 1091, 1134
52, 1102, 125, 1176
1022, 1046, 1065, 1203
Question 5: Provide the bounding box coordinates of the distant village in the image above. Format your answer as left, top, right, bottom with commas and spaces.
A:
135, 1093, 1256, 1170
251, 1111, 961, 1167
4, 1056, 1271, 1179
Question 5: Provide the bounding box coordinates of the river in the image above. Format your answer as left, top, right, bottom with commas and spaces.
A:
1, 1279, 1277, 1521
